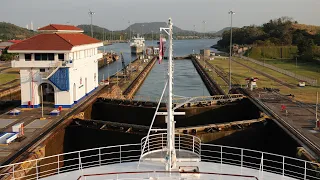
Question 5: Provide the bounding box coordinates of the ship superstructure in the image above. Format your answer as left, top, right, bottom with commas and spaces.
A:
130, 35, 145, 54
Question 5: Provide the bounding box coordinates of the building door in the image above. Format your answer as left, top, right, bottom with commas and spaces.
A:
73, 83, 77, 103
39, 83, 55, 105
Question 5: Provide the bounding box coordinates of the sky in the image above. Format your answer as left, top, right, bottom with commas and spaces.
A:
0, 0, 319, 32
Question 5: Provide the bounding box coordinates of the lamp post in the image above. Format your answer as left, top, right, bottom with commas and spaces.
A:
128, 20, 131, 42
228, 10, 235, 91
88, 10, 95, 37
141, 24, 144, 36
316, 92, 319, 129
193, 25, 196, 39
151, 31, 154, 46
202, 21, 206, 39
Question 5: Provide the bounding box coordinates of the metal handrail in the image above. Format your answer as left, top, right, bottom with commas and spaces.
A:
201, 143, 320, 180
77, 170, 259, 180
0, 141, 319, 180
140, 133, 202, 160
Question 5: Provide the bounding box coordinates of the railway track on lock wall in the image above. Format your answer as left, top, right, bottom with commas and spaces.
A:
123, 57, 157, 98
231, 59, 296, 89
202, 59, 240, 86
191, 58, 226, 95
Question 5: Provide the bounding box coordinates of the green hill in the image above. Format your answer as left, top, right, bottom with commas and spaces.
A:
0, 22, 37, 41
77, 24, 110, 33
77, 24, 111, 40
214, 27, 232, 36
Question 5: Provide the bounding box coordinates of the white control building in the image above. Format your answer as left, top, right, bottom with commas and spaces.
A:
8, 24, 103, 108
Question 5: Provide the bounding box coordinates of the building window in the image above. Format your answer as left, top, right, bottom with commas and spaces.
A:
25, 54, 31, 61
58, 54, 64, 61
48, 53, 54, 61
35, 53, 41, 61
41, 53, 48, 60
34, 53, 54, 61
40, 68, 45, 72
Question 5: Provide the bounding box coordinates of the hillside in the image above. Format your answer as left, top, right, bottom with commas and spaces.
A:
77, 24, 110, 34
125, 22, 195, 35
77, 24, 111, 40
0, 22, 37, 40
214, 27, 231, 36
292, 24, 320, 35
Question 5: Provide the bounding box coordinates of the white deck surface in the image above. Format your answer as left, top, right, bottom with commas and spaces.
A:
42, 161, 297, 180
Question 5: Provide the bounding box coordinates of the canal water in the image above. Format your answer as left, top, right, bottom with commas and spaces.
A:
134, 60, 210, 100
98, 38, 219, 82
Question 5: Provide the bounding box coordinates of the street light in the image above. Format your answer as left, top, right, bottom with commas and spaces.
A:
151, 30, 154, 46
88, 10, 95, 37
202, 21, 206, 39
193, 25, 196, 38
128, 20, 131, 41
228, 10, 235, 92
141, 24, 144, 36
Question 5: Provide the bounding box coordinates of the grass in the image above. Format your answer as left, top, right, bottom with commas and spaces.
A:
205, 68, 229, 93
254, 58, 320, 83
0, 73, 19, 85
207, 57, 320, 104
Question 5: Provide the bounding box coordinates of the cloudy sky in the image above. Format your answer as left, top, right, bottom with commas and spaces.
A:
0, 0, 319, 31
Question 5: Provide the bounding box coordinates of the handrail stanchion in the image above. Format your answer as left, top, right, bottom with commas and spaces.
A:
179, 134, 181, 151
304, 161, 307, 180
192, 136, 195, 153
241, 148, 243, 175
162, 134, 164, 149
36, 159, 39, 180
58, 155, 60, 174
282, 156, 285, 177
99, 148, 101, 166
120, 146, 122, 163
259, 152, 264, 180
78, 152, 81, 170
220, 146, 223, 165
220, 146, 223, 173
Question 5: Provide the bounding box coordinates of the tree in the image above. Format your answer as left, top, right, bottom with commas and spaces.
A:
0, 47, 16, 61
297, 38, 314, 61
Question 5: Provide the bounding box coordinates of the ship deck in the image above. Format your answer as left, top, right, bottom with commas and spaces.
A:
43, 161, 296, 180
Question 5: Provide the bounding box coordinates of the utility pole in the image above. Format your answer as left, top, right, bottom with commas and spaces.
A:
152, 31, 154, 46
202, 21, 206, 39
316, 92, 319, 129
88, 10, 95, 37
228, 10, 235, 91
128, 20, 131, 41
141, 24, 144, 36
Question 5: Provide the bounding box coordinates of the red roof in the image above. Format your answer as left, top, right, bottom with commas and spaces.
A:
8, 33, 100, 51
8, 40, 23, 44
38, 24, 83, 31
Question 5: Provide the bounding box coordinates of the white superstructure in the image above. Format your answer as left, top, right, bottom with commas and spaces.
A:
8, 24, 103, 108
130, 35, 145, 54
